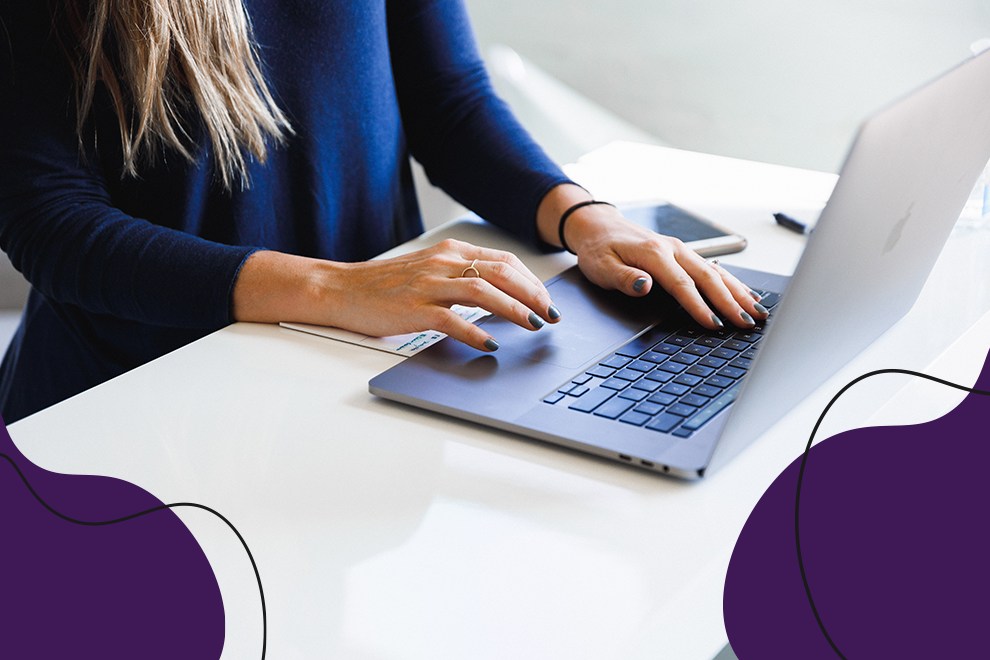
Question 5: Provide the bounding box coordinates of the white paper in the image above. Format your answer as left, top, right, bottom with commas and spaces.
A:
279, 305, 490, 357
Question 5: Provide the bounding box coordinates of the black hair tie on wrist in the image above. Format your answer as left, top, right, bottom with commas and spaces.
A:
557, 200, 615, 255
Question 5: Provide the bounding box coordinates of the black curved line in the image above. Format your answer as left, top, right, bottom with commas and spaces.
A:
0, 452, 267, 659
795, 368, 990, 658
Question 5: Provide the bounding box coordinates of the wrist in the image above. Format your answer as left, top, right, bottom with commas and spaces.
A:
535, 183, 592, 247
232, 249, 346, 324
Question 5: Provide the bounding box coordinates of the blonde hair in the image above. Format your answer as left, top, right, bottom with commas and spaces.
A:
65, 0, 292, 189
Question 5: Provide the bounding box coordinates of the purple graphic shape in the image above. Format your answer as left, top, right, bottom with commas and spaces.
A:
0, 420, 225, 658
724, 347, 990, 658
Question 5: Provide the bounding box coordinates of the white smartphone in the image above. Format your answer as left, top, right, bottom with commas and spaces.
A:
620, 202, 747, 257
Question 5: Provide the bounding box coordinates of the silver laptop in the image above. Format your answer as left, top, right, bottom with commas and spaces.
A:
370, 49, 990, 479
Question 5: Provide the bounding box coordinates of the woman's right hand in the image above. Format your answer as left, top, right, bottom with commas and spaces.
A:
232, 239, 562, 351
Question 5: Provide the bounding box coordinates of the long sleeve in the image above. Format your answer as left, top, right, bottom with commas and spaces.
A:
386, 0, 573, 248
0, 2, 256, 330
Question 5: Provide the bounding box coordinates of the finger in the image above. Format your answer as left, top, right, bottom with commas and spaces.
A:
443, 241, 559, 322
426, 306, 501, 352
648, 251, 724, 330
679, 255, 755, 329
442, 276, 550, 332
470, 259, 562, 323
434, 238, 544, 288
568, 247, 654, 297
710, 262, 771, 321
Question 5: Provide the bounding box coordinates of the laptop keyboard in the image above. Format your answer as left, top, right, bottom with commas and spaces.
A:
542, 290, 781, 438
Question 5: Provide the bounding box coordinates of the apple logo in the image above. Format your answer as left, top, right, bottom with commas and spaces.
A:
883, 202, 913, 254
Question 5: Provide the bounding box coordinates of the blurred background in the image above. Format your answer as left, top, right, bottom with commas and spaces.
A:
2, 1, 989, 353
465, 0, 990, 171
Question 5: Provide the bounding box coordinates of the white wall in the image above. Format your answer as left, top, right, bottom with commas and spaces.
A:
465, 0, 990, 172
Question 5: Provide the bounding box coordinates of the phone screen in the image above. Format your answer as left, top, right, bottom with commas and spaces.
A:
621, 204, 728, 242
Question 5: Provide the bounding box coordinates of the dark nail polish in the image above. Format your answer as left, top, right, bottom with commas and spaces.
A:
753, 302, 769, 316
632, 277, 648, 292
711, 314, 724, 329
528, 312, 545, 329
740, 311, 755, 326
749, 289, 762, 301
484, 337, 500, 351
548, 304, 561, 320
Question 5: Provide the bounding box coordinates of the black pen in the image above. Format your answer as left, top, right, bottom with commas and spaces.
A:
773, 212, 812, 235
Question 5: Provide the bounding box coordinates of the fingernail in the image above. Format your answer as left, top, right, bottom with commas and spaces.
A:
484, 337, 500, 351
753, 302, 769, 316
632, 277, 648, 292
548, 304, 561, 320
528, 312, 545, 329
711, 314, 724, 329
740, 311, 755, 326
749, 289, 762, 301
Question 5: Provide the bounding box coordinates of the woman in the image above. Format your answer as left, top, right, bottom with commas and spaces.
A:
0, 0, 766, 423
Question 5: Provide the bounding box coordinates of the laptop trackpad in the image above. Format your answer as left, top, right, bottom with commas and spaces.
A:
476, 266, 684, 370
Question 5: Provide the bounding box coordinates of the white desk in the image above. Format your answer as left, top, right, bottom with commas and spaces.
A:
9, 142, 990, 659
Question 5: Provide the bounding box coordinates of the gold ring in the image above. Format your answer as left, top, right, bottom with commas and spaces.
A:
461, 259, 481, 278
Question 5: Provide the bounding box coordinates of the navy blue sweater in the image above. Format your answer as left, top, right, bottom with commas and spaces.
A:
0, 1, 570, 422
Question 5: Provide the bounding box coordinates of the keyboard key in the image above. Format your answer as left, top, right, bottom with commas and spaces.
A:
543, 392, 565, 404
672, 428, 694, 438
653, 343, 681, 355
619, 411, 652, 426
730, 357, 753, 370
677, 328, 705, 338
686, 364, 716, 378
634, 402, 665, 416
742, 348, 759, 360
658, 361, 687, 374
644, 370, 674, 383
683, 345, 711, 356
680, 382, 742, 431
672, 353, 700, 365
711, 347, 739, 360
673, 373, 703, 387
586, 365, 616, 379
666, 403, 697, 417
614, 368, 642, 381
618, 388, 649, 402
648, 392, 678, 406
631, 379, 661, 392
706, 375, 733, 389
593, 397, 635, 419
558, 383, 576, 395
568, 387, 615, 413
694, 384, 722, 398
695, 336, 724, 348
759, 291, 781, 309
646, 413, 683, 433
600, 377, 629, 390
641, 351, 670, 364
627, 359, 655, 372
572, 374, 592, 385
569, 385, 590, 397
680, 393, 711, 407
699, 356, 728, 369
666, 336, 693, 347
719, 366, 746, 379
660, 382, 690, 396
723, 339, 749, 352
601, 354, 632, 369
734, 332, 761, 344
